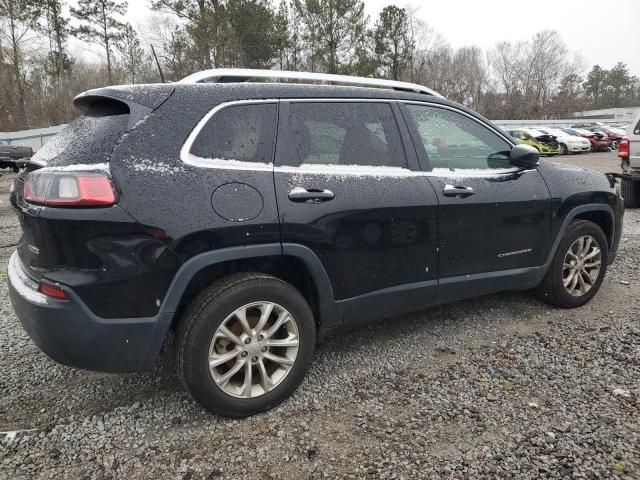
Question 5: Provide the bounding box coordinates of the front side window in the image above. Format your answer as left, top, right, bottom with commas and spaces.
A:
288, 102, 407, 168
190, 103, 277, 163
404, 104, 511, 171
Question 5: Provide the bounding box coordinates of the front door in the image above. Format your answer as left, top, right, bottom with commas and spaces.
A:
274, 100, 439, 324
400, 102, 552, 303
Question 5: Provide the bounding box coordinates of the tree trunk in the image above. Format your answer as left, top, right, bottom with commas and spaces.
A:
101, 2, 112, 84
9, 9, 27, 128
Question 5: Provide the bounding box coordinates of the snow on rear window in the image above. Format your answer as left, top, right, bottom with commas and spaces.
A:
30, 101, 129, 167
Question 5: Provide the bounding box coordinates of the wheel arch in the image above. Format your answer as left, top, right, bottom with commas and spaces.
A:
545, 204, 616, 268
572, 209, 613, 249
159, 244, 340, 334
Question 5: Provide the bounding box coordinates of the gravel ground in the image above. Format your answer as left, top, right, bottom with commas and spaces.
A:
1, 152, 639, 479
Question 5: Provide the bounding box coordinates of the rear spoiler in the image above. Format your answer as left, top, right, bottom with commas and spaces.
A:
73, 85, 175, 129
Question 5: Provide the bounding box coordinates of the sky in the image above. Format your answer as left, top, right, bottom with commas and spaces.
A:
120, 0, 640, 75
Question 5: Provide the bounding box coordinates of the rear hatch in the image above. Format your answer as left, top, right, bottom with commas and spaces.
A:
12, 85, 174, 278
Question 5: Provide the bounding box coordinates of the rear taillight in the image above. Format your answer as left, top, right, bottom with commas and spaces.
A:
618, 138, 629, 160
23, 171, 117, 207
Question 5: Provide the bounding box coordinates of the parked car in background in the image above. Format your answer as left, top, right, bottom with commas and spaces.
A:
618, 113, 640, 207
563, 128, 611, 152
587, 126, 624, 149
534, 127, 591, 154
0, 142, 34, 172
506, 128, 561, 156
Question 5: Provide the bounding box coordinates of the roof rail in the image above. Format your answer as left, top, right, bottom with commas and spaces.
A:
178, 68, 444, 98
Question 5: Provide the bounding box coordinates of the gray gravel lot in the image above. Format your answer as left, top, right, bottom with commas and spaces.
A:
1, 152, 639, 479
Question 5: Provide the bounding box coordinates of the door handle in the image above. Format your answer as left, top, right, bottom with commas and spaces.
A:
288, 187, 335, 203
443, 184, 474, 198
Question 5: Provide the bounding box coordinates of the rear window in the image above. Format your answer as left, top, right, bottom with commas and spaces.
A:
189, 103, 277, 163
30, 101, 130, 167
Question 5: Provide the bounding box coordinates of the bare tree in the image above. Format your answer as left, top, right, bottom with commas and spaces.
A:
0, 0, 39, 128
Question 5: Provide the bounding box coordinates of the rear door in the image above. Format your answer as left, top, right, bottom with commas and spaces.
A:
274, 100, 439, 324
400, 102, 552, 303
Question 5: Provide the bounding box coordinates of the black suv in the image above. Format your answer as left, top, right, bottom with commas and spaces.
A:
8, 70, 623, 418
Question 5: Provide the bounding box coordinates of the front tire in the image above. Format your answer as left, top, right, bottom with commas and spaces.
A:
537, 220, 608, 308
176, 273, 316, 417
560, 143, 569, 155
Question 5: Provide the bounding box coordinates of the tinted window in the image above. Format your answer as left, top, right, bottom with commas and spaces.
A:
405, 104, 511, 170
30, 101, 130, 167
289, 102, 406, 168
190, 103, 277, 163
634, 118, 640, 135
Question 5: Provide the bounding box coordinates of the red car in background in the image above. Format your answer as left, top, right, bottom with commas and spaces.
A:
587, 126, 624, 149
561, 128, 610, 152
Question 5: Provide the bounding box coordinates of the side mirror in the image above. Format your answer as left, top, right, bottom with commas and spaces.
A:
510, 144, 539, 169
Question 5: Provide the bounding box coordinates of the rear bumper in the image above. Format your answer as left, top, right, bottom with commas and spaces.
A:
7, 251, 170, 372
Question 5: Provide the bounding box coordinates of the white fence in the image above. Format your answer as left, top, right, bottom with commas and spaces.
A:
0, 125, 66, 150
492, 119, 624, 129
0, 117, 627, 152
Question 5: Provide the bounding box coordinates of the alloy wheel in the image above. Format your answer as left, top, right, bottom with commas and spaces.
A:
562, 235, 602, 297
208, 302, 300, 398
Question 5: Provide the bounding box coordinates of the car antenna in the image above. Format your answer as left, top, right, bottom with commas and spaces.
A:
150, 44, 165, 83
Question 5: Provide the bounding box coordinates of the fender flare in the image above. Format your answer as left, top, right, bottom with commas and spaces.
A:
157, 243, 338, 320
143, 243, 341, 365
543, 203, 616, 270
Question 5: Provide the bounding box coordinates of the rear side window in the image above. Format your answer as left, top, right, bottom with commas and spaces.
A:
288, 102, 406, 168
190, 103, 277, 163
634, 118, 640, 136
30, 101, 129, 167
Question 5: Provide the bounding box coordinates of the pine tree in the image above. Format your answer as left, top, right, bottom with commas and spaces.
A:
151, 0, 223, 69
70, 0, 128, 84
118, 24, 145, 83
37, 0, 72, 86
373, 5, 412, 80
273, 0, 290, 69
605, 62, 636, 108
226, 0, 278, 68
583, 65, 607, 107
296, 0, 368, 74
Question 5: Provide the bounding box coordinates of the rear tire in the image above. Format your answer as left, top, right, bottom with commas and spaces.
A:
176, 273, 316, 417
537, 220, 608, 308
621, 177, 640, 208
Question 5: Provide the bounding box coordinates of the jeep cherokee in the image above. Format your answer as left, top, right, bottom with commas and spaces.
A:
8, 69, 624, 418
